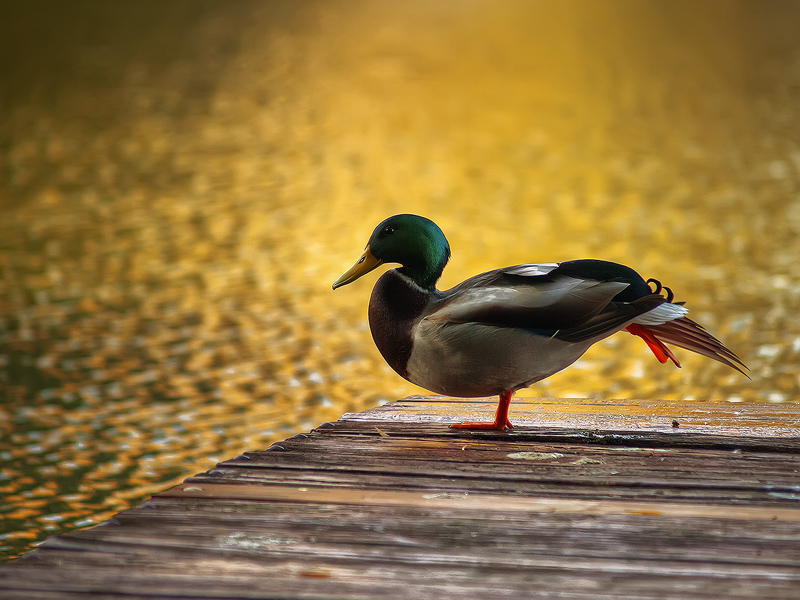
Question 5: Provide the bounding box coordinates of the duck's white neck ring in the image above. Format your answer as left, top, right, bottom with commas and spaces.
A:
393, 268, 434, 294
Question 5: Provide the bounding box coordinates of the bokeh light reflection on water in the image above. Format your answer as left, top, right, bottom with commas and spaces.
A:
1, 0, 800, 561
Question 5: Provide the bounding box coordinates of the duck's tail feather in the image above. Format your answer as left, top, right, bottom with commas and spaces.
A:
626, 317, 749, 377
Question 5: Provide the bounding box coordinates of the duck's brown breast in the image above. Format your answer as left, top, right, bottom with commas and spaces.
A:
368, 270, 431, 379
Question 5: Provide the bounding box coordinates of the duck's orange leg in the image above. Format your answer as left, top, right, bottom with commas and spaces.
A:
450, 390, 514, 430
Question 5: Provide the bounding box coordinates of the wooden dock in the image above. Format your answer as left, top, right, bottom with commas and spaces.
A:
1, 396, 799, 599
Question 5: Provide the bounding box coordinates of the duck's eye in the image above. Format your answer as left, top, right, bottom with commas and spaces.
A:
381, 225, 395, 236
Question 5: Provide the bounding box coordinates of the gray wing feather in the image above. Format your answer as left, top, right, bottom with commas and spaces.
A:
426, 266, 630, 330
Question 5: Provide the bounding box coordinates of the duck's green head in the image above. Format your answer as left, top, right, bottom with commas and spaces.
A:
332, 214, 451, 291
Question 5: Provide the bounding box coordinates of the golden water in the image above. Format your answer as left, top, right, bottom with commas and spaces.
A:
1, 0, 799, 560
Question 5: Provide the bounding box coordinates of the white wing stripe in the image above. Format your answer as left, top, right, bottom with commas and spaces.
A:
504, 263, 559, 277
634, 302, 689, 325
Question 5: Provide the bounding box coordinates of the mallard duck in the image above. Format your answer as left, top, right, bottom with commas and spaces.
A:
333, 214, 747, 430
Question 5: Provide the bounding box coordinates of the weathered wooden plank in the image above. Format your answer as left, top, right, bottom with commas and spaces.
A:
159, 482, 800, 522
45, 495, 799, 562
221, 433, 800, 483
346, 396, 800, 438
4, 550, 798, 600
192, 455, 799, 506
325, 415, 800, 452
193, 467, 799, 507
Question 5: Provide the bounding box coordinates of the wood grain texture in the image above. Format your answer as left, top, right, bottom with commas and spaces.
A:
1, 397, 799, 599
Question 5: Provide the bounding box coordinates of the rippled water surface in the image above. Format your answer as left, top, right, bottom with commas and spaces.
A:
2, 0, 799, 561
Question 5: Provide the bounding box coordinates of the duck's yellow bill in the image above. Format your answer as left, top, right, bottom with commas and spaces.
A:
332, 246, 383, 289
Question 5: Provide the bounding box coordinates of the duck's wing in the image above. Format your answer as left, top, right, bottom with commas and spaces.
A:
427, 264, 661, 338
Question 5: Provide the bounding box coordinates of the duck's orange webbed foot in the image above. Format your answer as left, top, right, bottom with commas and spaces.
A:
449, 390, 514, 431
450, 419, 513, 431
